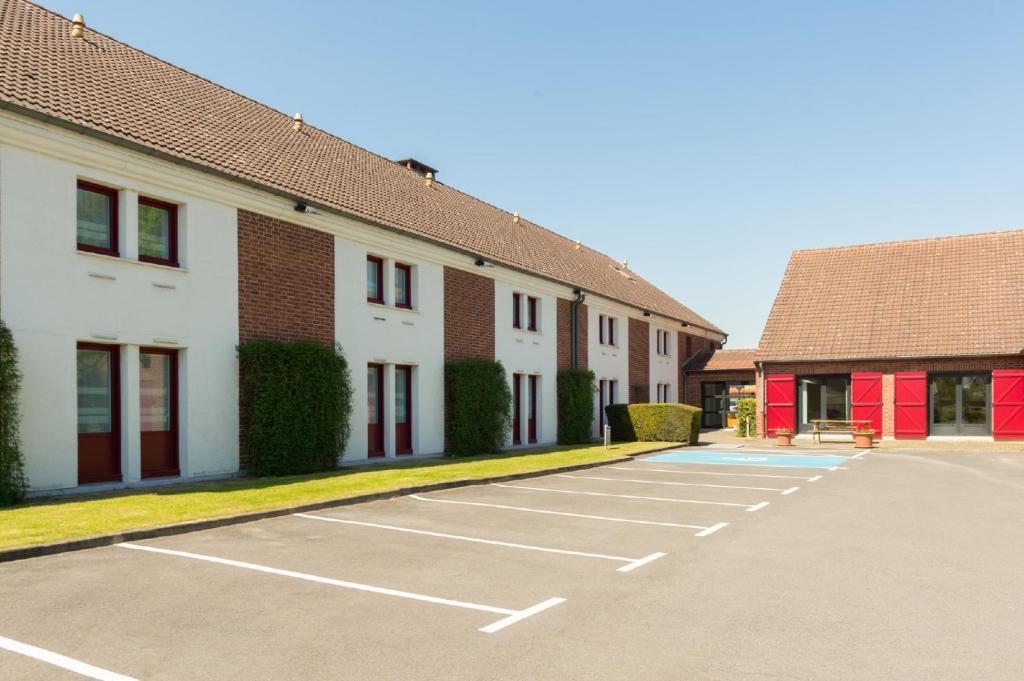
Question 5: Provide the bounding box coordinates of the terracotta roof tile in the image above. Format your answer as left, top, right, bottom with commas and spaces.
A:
757, 230, 1024, 361
685, 348, 757, 372
0, 0, 723, 333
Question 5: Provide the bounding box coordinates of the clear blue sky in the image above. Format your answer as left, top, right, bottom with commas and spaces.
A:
43, 0, 1024, 347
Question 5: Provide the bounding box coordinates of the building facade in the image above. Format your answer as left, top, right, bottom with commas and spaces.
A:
0, 0, 725, 492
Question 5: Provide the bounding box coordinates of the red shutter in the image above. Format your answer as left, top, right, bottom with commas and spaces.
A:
851, 372, 882, 436
765, 374, 795, 435
992, 369, 1024, 441
894, 372, 927, 439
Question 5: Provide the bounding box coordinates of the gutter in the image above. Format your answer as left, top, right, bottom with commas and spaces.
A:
0, 101, 726, 337
756, 360, 766, 439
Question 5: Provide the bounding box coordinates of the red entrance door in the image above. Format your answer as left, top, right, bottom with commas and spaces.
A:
512, 374, 522, 445
395, 365, 412, 454
140, 348, 179, 478
77, 343, 121, 484
367, 364, 384, 457
528, 375, 538, 444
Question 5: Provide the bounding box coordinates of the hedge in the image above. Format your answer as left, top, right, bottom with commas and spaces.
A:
736, 397, 757, 437
605, 403, 702, 445
0, 319, 27, 505
238, 340, 353, 476
445, 358, 512, 457
557, 368, 595, 444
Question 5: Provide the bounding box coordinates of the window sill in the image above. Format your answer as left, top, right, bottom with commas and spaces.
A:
367, 300, 420, 315
77, 249, 190, 273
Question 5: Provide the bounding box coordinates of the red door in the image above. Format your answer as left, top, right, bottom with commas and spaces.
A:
764, 374, 795, 435
894, 372, 927, 439
140, 348, 179, 478
512, 374, 522, 445
851, 372, 882, 436
77, 343, 121, 484
528, 375, 538, 444
367, 364, 384, 457
992, 369, 1024, 440
395, 365, 413, 454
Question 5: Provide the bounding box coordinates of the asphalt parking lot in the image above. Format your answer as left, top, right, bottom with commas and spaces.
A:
3, 445, 1024, 681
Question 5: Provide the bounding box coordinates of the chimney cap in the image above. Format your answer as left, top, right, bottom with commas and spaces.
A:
395, 158, 438, 177
71, 13, 85, 38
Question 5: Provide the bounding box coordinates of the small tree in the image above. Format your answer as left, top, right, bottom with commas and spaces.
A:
0, 320, 28, 505
445, 359, 512, 457
736, 398, 757, 438
557, 368, 595, 444
238, 340, 353, 476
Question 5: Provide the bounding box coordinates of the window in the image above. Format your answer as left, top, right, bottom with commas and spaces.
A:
527, 297, 539, 331
395, 263, 412, 308
140, 348, 179, 478
607, 317, 616, 346
656, 329, 671, 356
77, 181, 119, 256
366, 255, 384, 304
598, 315, 617, 346
657, 383, 671, 403
528, 375, 538, 443
138, 197, 178, 267
513, 293, 522, 329
598, 315, 605, 344
77, 343, 121, 484
798, 376, 850, 432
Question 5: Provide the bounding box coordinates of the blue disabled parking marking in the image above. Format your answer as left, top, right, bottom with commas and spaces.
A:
643, 451, 848, 469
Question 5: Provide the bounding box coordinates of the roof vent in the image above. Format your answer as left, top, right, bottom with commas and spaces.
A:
575, 240, 581, 250
622, 260, 629, 269
292, 113, 303, 132
71, 13, 85, 38
395, 158, 439, 178
513, 210, 520, 224
425, 172, 434, 188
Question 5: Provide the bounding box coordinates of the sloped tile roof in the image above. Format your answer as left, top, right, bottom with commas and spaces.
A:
757, 229, 1024, 361
686, 348, 757, 372
0, 0, 723, 333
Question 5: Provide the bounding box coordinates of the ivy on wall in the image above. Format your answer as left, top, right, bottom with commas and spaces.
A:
0, 319, 28, 505
445, 359, 512, 457
557, 368, 595, 444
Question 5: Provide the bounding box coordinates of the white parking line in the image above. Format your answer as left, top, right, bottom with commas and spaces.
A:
409, 494, 717, 534
294, 513, 665, 573
850, 450, 869, 459
781, 487, 800, 495
0, 635, 137, 681
613, 466, 816, 481
695, 522, 729, 537
492, 483, 761, 510
556, 473, 788, 493
118, 543, 563, 634
747, 502, 770, 513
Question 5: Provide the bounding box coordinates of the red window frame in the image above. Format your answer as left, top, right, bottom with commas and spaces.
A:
137, 196, 179, 267
139, 347, 180, 478
528, 375, 538, 443
513, 293, 522, 329
366, 255, 384, 304
512, 374, 522, 445
394, 262, 412, 309
607, 317, 616, 346
395, 365, 413, 454
367, 363, 385, 456
76, 180, 119, 257
527, 296, 538, 332
599, 315, 605, 344
76, 342, 122, 485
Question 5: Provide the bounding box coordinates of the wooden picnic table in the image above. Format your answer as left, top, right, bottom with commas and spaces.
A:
809, 419, 872, 444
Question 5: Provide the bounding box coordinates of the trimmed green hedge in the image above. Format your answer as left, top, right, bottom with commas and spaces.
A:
445, 359, 512, 457
605, 403, 702, 445
238, 340, 353, 476
0, 320, 27, 505
557, 368, 595, 444
736, 397, 757, 438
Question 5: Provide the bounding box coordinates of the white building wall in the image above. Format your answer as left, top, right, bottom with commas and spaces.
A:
587, 300, 630, 438
649, 323, 678, 402
494, 279, 558, 447
335, 237, 445, 461
0, 142, 239, 491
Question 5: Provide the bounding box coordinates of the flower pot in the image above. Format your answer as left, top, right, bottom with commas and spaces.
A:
853, 432, 874, 448
776, 433, 793, 446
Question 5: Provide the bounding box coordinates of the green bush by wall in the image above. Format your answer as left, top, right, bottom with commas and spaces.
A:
736, 397, 757, 437
557, 368, 595, 444
0, 319, 28, 505
445, 359, 512, 457
238, 340, 353, 476
605, 403, 702, 445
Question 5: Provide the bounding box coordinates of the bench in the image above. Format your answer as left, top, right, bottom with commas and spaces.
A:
809, 419, 872, 444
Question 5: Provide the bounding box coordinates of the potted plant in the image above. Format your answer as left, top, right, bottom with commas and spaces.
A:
775, 428, 794, 446
852, 424, 875, 448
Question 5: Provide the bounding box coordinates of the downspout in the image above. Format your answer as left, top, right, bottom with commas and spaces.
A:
570, 289, 586, 369
757, 360, 766, 439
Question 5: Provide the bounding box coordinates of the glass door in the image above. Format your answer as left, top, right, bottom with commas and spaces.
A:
701, 382, 725, 428
140, 348, 179, 478
930, 374, 990, 435
367, 364, 384, 457
395, 366, 412, 455
798, 376, 850, 432
77, 343, 121, 484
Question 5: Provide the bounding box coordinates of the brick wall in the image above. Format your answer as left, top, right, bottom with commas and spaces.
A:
628, 318, 649, 402
237, 209, 335, 345
443, 266, 495, 362
683, 370, 758, 408
758, 356, 1024, 438
556, 298, 589, 371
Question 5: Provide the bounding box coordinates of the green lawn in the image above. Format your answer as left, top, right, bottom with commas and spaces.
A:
0, 441, 678, 550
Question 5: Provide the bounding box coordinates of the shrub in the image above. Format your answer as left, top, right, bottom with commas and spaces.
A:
238, 340, 353, 476
605, 403, 703, 445
557, 368, 595, 444
445, 359, 512, 457
736, 397, 757, 437
0, 320, 28, 505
